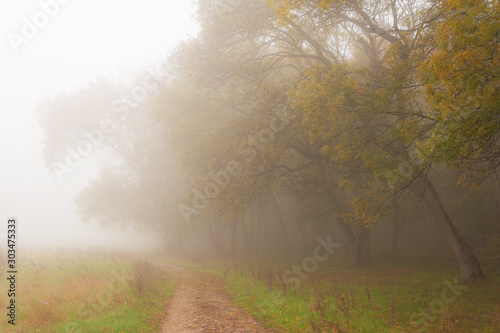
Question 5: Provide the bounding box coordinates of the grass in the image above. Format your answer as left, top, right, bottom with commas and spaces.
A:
0, 250, 176, 333
161, 255, 500, 332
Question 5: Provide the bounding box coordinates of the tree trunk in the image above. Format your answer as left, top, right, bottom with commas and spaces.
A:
206, 215, 225, 256
419, 176, 486, 283
163, 231, 183, 254
299, 219, 309, 255
239, 218, 252, 256
338, 218, 355, 251
272, 195, 292, 256
391, 219, 403, 254
256, 209, 262, 257
391, 198, 405, 254
329, 191, 356, 250
326, 186, 371, 266
493, 173, 500, 233
352, 224, 371, 267
230, 216, 239, 254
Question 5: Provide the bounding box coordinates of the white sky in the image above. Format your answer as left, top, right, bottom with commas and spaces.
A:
0, 0, 198, 250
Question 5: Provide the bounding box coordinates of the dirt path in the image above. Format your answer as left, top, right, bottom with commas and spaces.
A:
153, 261, 274, 333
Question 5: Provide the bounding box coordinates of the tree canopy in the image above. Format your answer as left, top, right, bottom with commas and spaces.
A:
38, 0, 499, 283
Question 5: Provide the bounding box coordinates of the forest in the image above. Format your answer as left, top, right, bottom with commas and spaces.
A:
33, 0, 499, 331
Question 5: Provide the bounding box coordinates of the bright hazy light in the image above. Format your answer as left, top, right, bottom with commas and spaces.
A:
0, 0, 198, 250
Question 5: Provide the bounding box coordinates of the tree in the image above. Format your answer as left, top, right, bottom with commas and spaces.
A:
419, 0, 500, 181
38, 77, 188, 251
272, 0, 486, 282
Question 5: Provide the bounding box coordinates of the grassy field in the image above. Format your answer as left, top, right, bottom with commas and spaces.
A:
161, 256, 500, 332
0, 250, 176, 333
3, 250, 498, 332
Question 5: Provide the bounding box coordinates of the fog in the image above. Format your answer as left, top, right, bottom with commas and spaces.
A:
0, 0, 197, 250
0, 0, 497, 282
0, 1, 498, 331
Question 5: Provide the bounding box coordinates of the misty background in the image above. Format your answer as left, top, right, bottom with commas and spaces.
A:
0, 0, 497, 331
0, 0, 497, 282
0, 0, 197, 249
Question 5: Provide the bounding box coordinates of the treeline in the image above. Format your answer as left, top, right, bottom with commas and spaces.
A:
39, 0, 499, 283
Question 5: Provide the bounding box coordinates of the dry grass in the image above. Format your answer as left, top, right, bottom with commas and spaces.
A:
0, 249, 175, 333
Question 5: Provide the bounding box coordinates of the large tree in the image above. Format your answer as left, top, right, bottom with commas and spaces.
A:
153, 0, 376, 264
270, 0, 487, 282
38, 77, 188, 251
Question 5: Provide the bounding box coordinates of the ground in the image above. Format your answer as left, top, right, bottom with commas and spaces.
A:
154, 262, 274, 333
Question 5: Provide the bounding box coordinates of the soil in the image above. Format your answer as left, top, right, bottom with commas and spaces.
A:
153, 261, 275, 333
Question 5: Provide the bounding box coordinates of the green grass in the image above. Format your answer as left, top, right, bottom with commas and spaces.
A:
163, 256, 500, 332
0, 251, 177, 333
